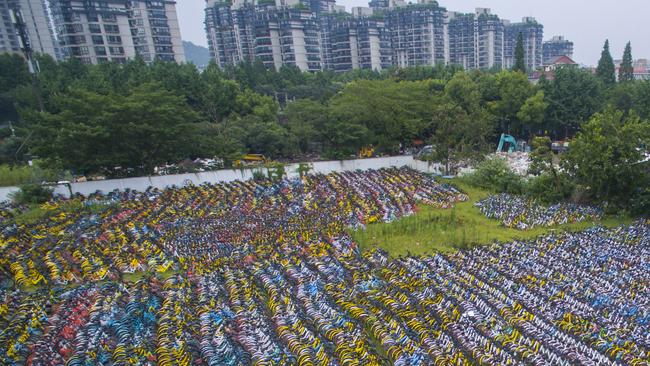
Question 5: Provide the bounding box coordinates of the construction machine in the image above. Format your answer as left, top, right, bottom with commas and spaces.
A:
497, 134, 529, 153
358, 146, 375, 158
233, 154, 268, 168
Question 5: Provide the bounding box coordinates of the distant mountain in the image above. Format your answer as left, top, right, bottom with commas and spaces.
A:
183, 41, 211, 70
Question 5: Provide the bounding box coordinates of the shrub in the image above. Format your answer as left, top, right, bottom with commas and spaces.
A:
252, 169, 266, 181
0, 164, 61, 187
463, 157, 524, 194
11, 183, 53, 205
525, 173, 575, 204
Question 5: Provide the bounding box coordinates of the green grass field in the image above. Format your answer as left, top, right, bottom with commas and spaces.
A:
350, 180, 632, 257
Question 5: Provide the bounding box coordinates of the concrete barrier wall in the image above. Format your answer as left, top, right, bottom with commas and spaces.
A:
0, 156, 444, 201
0, 186, 20, 202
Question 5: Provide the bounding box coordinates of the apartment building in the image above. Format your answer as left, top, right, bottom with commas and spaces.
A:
205, 0, 255, 67
329, 16, 390, 72
253, 7, 321, 71
127, 0, 184, 62
49, 0, 184, 64
542, 35, 573, 62
0, 0, 58, 59
504, 17, 543, 71
387, 1, 446, 67
475, 8, 503, 69
205, 0, 546, 73
446, 12, 474, 69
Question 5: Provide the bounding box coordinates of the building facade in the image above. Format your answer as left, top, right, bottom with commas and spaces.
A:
542, 35, 573, 62
205, 1, 255, 67
49, 0, 184, 64
446, 8, 503, 70
0, 0, 58, 59
446, 12, 474, 69
504, 17, 543, 71
127, 0, 184, 63
475, 8, 503, 69
204, 0, 546, 74
329, 17, 390, 72
387, 2, 446, 67
253, 7, 321, 72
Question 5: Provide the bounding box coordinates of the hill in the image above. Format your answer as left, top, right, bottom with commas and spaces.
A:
183, 41, 211, 69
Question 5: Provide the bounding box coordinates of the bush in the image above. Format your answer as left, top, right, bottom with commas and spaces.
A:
463, 157, 524, 194
629, 184, 650, 217
11, 183, 53, 205
0, 164, 60, 187
525, 173, 575, 204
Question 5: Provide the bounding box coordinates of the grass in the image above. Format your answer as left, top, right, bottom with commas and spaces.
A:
350, 179, 633, 257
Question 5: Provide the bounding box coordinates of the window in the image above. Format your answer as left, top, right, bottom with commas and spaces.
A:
94, 46, 107, 55
88, 24, 101, 33
102, 14, 117, 23
104, 24, 120, 34
92, 35, 104, 45
107, 36, 122, 44
64, 24, 83, 33
71, 46, 89, 56
109, 46, 125, 55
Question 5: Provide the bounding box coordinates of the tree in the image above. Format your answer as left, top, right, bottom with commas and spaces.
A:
489, 71, 534, 135
200, 62, 240, 122
513, 33, 526, 73
633, 81, 650, 120
562, 109, 650, 207
429, 102, 492, 174
517, 90, 548, 134
0, 54, 33, 123
596, 40, 616, 86
528, 136, 554, 176
284, 99, 328, 154
329, 79, 434, 154
30, 84, 201, 176
618, 42, 634, 83
542, 67, 604, 137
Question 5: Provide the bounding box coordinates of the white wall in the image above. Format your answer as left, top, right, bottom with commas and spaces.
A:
0, 156, 444, 202
0, 187, 20, 202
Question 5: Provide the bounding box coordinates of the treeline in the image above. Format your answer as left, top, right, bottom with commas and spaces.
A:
1, 53, 649, 180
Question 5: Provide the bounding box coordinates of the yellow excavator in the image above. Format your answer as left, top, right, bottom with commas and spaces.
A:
358, 146, 375, 159
233, 154, 268, 168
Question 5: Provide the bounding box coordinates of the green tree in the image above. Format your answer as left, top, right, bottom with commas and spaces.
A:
488, 71, 534, 135
429, 102, 492, 174
633, 81, 650, 120
30, 84, 200, 176
0, 54, 34, 123
542, 67, 604, 137
445, 72, 481, 113
329, 79, 433, 153
284, 99, 328, 154
200, 62, 240, 122
596, 40, 616, 86
513, 33, 526, 73
562, 109, 650, 206
517, 90, 548, 134
528, 136, 554, 176
526, 139, 575, 205
618, 42, 634, 83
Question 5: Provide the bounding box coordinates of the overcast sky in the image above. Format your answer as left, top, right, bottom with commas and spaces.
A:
177, 0, 650, 66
